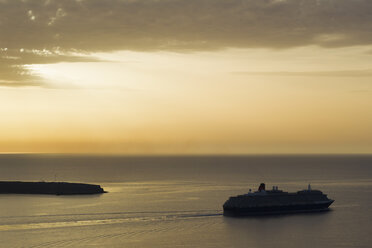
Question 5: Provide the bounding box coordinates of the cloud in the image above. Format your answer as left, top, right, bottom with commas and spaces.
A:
0, 49, 103, 87
1, 0, 372, 85
0, 80, 45, 88
233, 69, 372, 77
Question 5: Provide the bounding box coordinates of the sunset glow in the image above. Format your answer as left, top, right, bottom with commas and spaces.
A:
0, 0, 371, 154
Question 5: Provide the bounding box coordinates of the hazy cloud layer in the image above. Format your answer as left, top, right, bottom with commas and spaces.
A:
1, 0, 372, 85
233, 69, 372, 77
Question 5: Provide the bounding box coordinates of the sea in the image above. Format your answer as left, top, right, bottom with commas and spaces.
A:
0, 155, 371, 248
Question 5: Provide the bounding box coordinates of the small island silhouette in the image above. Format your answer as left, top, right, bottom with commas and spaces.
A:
0, 181, 106, 195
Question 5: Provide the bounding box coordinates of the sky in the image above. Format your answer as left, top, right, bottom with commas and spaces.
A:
0, 0, 371, 154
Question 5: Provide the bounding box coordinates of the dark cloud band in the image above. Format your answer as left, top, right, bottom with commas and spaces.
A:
1, 0, 372, 85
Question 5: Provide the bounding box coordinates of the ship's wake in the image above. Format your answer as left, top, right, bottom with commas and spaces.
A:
0, 209, 223, 231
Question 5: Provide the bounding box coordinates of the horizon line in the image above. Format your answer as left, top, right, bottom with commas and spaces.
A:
0, 152, 371, 157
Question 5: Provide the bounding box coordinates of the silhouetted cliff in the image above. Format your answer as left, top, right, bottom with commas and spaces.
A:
0, 181, 106, 195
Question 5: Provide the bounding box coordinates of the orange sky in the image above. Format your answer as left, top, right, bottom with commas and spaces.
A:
0, 1, 371, 154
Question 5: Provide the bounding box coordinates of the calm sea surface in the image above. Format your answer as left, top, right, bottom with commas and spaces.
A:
0, 155, 371, 248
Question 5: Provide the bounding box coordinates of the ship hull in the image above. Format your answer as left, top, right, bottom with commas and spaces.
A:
223, 200, 334, 217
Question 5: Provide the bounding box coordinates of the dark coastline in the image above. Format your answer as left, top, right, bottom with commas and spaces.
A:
0, 181, 106, 195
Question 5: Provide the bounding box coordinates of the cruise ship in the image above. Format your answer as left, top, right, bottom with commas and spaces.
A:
223, 183, 334, 216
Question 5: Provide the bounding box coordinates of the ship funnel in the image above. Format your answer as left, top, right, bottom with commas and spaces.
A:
258, 183, 266, 191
